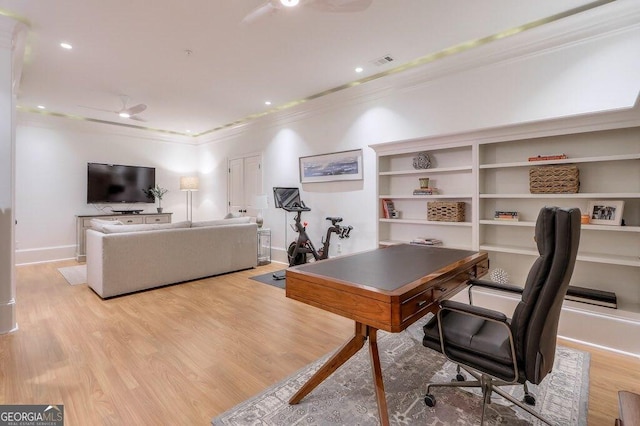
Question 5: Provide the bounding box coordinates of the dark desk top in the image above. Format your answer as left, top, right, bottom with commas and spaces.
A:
290, 244, 478, 292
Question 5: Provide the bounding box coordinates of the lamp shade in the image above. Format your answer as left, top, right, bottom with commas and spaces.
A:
254, 194, 268, 210
180, 176, 199, 191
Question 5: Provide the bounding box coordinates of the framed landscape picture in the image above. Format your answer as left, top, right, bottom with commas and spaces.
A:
587, 200, 624, 225
299, 149, 363, 183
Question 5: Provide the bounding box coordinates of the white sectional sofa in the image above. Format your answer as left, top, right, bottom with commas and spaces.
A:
86, 217, 257, 298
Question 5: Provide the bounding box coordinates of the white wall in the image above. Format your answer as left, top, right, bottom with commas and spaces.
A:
14, 115, 198, 263
196, 21, 640, 261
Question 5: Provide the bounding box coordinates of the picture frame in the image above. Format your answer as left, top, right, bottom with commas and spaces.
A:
587, 200, 624, 225
299, 149, 363, 183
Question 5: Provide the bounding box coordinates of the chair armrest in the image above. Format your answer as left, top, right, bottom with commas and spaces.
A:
440, 299, 508, 323
468, 279, 523, 295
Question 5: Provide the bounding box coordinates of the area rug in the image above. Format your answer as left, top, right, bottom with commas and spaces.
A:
57, 265, 87, 286
249, 269, 287, 289
212, 316, 589, 425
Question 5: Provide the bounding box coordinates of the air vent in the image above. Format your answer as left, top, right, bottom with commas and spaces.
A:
370, 54, 394, 66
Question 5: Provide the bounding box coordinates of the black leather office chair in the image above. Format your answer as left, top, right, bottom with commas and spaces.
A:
422, 206, 581, 425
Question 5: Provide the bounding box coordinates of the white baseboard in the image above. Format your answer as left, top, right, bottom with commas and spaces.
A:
452, 288, 640, 357
15, 245, 76, 265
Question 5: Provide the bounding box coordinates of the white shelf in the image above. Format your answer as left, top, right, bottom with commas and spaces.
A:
479, 220, 640, 232
380, 194, 473, 199
480, 153, 640, 169
480, 192, 640, 199
480, 244, 640, 267
380, 218, 472, 227
379, 165, 472, 176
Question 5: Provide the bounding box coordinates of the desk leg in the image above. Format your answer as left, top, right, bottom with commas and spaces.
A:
289, 322, 367, 405
368, 328, 390, 426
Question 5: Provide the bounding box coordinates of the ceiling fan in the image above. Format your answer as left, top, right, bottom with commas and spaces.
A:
243, 0, 372, 24
80, 95, 148, 122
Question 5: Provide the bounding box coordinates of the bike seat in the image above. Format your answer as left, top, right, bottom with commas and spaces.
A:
326, 216, 343, 223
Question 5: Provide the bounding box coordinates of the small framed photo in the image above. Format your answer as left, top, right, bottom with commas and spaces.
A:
587, 200, 624, 225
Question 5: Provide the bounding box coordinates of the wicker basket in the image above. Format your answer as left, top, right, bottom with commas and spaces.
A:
529, 165, 579, 194
427, 201, 465, 222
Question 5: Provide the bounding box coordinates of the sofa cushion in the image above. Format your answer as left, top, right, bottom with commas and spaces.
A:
90, 218, 124, 232
192, 217, 251, 227
102, 220, 192, 234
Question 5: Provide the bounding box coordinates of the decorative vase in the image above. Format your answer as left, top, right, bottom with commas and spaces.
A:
412, 152, 431, 169
157, 207, 163, 213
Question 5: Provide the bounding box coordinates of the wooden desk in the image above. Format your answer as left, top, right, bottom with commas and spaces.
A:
286, 244, 488, 426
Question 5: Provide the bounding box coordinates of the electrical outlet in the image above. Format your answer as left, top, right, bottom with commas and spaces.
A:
337, 243, 342, 254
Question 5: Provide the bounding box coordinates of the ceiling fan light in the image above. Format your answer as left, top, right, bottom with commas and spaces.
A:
119, 112, 130, 118
280, 0, 299, 7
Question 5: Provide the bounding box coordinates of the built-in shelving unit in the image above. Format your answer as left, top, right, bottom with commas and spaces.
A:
374, 144, 475, 250
371, 116, 640, 354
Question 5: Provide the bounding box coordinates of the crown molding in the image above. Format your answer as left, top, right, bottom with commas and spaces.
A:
16, 110, 198, 146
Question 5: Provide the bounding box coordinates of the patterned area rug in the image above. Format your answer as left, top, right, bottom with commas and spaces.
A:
57, 265, 87, 285
212, 316, 589, 425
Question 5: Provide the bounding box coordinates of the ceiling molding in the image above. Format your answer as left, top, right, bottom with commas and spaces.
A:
16, 109, 198, 145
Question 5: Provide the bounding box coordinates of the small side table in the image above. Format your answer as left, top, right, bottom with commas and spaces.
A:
257, 228, 271, 265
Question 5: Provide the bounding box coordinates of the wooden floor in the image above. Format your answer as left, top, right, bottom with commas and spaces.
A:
2, 260, 639, 425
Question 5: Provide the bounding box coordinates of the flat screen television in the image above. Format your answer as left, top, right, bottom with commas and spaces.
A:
87, 163, 155, 204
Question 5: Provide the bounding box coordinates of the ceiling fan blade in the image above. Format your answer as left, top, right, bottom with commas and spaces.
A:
124, 103, 147, 115
307, 0, 372, 13
242, 2, 278, 24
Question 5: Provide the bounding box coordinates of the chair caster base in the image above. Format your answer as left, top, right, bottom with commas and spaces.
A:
424, 394, 436, 407
524, 393, 536, 406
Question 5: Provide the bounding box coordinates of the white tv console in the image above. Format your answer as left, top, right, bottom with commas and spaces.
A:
75, 212, 172, 262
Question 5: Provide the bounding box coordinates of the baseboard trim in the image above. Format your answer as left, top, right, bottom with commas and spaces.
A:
15, 245, 76, 265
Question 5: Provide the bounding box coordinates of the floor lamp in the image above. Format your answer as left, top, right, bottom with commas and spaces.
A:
180, 176, 199, 221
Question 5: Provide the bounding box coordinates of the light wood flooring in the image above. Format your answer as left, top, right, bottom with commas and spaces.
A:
2, 260, 639, 425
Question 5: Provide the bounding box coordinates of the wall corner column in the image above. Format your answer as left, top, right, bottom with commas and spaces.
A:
0, 15, 27, 334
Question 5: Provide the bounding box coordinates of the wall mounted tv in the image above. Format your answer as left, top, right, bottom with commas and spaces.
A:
87, 163, 156, 204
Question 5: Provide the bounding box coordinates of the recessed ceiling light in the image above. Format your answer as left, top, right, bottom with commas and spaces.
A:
355, 67, 364, 73
60, 42, 72, 50
265, 101, 272, 106
280, 0, 299, 7
37, 105, 45, 109
119, 112, 130, 118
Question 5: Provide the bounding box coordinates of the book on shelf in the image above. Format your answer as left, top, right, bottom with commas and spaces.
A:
412, 187, 438, 195
410, 238, 443, 246
381, 199, 395, 219
528, 153, 568, 162
494, 211, 519, 221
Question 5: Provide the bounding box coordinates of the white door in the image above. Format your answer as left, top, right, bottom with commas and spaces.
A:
227, 154, 262, 216
228, 158, 245, 215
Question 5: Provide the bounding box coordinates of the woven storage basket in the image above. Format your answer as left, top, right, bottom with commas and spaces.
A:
427, 201, 465, 222
529, 165, 579, 194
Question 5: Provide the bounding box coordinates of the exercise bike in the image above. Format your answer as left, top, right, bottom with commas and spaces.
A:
283, 200, 353, 267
